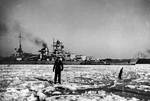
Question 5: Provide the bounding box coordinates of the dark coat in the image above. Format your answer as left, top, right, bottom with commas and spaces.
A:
53, 60, 63, 73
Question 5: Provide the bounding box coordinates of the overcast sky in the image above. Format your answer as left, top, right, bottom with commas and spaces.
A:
0, 0, 150, 58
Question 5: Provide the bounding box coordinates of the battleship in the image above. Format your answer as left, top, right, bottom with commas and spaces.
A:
0, 33, 85, 64
0, 33, 143, 65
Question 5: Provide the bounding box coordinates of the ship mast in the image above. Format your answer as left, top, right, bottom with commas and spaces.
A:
17, 33, 23, 56
19, 33, 22, 50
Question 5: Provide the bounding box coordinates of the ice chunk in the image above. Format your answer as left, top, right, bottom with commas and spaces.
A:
52, 91, 61, 95
126, 85, 136, 89
27, 94, 38, 101
37, 90, 47, 101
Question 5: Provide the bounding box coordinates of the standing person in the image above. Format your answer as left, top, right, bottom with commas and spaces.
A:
53, 57, 64, 84
118, 67, 123, 80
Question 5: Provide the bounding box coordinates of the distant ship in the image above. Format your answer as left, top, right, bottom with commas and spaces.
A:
0, 33, 83, 64
0, 33, 139, 65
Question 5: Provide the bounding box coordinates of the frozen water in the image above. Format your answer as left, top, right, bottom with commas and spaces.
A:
0, 64, 150, 100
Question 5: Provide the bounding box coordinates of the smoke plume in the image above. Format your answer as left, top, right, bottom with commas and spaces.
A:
19, 30, 48, 48
0, 0, 22, 36
0, 21, 7, 35
34, 38, 47, 48
21, 29, 47, 48
147, 49, 150, 54
9, 20, 48, 48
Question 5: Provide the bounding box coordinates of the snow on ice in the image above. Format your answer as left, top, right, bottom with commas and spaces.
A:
0, 65, 150, 100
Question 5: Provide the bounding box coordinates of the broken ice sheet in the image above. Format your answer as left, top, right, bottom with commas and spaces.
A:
0, 65, 149, 100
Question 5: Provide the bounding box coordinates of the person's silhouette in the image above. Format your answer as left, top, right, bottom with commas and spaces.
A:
118, 67, 123, 80
53, 57, 63, 84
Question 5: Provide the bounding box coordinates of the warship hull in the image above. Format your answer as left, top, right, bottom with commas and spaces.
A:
0, 60, 82, 65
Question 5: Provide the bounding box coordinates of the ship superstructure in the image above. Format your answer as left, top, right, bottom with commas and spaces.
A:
11, 33, 86, 63
38, 39, 75, 62
15, 33, 23, 61
0, 33, 137, 65
38, 43, 50, 61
